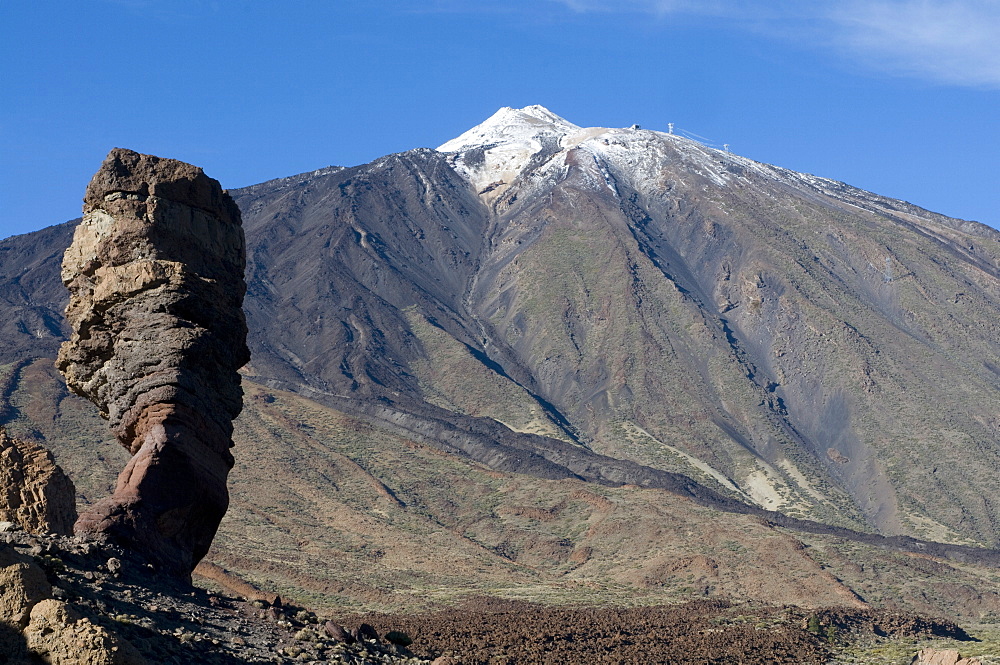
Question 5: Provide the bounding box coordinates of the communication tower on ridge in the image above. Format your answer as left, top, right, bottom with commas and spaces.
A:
668, 123, 674, 135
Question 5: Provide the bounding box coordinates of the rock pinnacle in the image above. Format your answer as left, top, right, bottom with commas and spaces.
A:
57, 148, 249, 578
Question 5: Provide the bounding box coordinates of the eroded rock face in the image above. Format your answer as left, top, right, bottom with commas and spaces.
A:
0, 428, 77, 535
57, 148, 249, 578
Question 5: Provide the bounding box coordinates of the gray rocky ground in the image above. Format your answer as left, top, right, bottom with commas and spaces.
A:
0, 523, 427, 664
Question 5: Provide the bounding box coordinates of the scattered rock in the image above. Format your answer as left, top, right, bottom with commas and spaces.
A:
348, 597, 984, 665
0, 427, 77, 535
355, 622, 380, 642
385, 630, 413, 646
0, 544, 51, 628
57, 148, 250, 578
324, 620, 354, 644
815, 607, 971, 641
0, 542, 146, 664
911, 648, 983, 665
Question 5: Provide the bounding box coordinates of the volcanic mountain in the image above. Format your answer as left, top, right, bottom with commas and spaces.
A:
235, 104, 1000, 541
2, 106, 1000, 615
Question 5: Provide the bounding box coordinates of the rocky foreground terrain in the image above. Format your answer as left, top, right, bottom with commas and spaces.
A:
0, 423, 416, 664
2, 520, 994, 665
0, 522, 429, 664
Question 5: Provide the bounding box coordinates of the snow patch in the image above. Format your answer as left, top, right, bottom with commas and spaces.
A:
438, 106, 582, 202
437, 105, 865, 207
437, 105, 579, 154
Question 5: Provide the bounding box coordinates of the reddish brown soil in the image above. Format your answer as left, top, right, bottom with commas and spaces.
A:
346, 598, 973, 665
349, 598, 832, 664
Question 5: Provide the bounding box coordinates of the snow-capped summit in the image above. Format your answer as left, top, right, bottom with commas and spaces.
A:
437, 105, 843, 204
437, 105, 591, 201
437, 105, 732, 202
437, 105, 580, 154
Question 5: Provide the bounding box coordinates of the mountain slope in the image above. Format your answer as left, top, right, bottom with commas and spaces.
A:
227, 106, 1000, 546
1, 106, 999, 616
5, 361, 1000, 619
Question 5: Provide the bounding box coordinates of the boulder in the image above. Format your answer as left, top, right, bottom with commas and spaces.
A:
0, 544, 51, 628
0, 427, 77, 535
354, 623, 380, 642
324, 620, 355, 644
57, 148, 249, 578
911, 648, 983, 665
24, 598, 146, 665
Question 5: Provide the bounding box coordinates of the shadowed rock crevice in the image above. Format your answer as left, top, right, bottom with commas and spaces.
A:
56, 148, 249, 578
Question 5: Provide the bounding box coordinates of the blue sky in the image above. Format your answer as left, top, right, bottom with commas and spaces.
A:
3, 0, 999, 239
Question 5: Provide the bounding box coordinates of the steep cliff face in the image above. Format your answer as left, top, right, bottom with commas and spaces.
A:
56, 148, 249, 577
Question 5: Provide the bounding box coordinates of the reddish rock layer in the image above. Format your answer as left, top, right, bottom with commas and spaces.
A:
57, 148, 249, 578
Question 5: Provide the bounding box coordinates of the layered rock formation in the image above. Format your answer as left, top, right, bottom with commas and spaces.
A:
0, 428, 77, 535
57, 148, 249, 577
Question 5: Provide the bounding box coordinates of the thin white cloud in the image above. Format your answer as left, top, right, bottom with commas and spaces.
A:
553, 0, 737, 16
548, 0, 1000, 88
825, 1, 1000, 88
